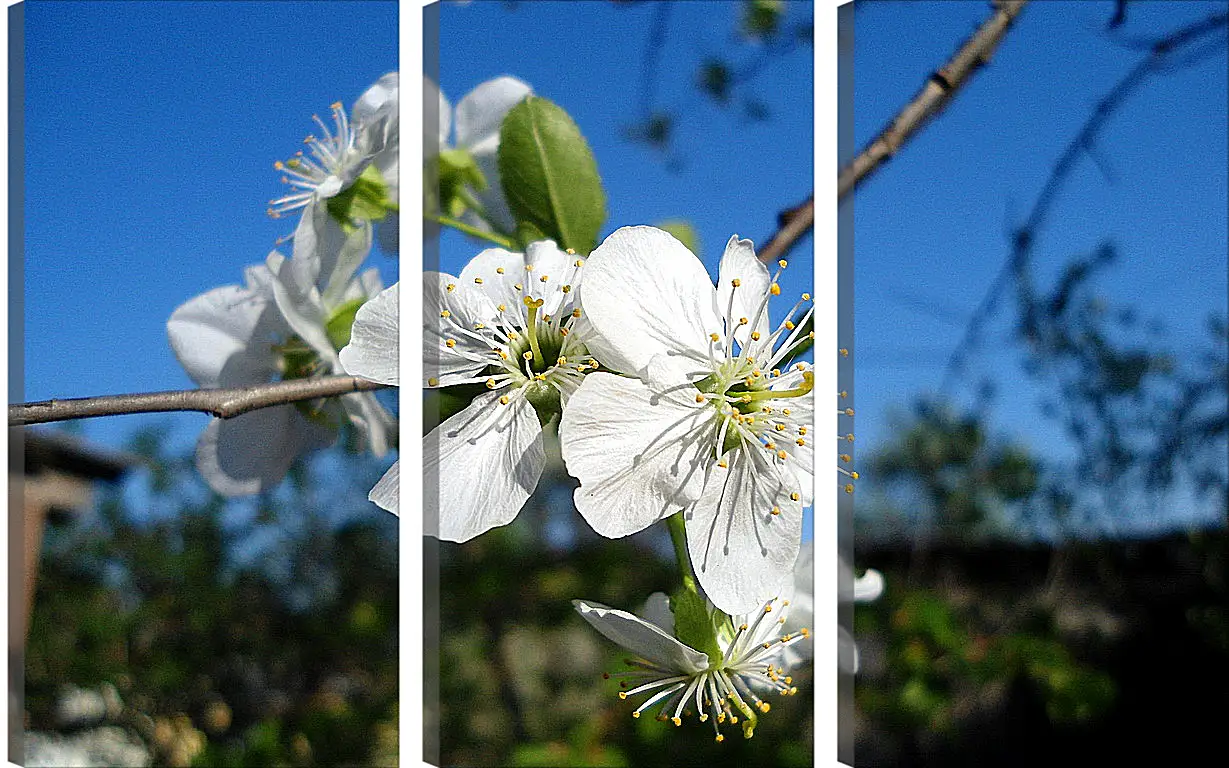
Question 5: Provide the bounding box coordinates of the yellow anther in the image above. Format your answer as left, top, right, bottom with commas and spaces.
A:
485, 379, 497, 389
715, 734, 725, 743
764, 604, 773, 613
783, 408, 792, 416
851, 471, 860, 480
473, 277, 484, 284
802, 292, 811, 301
751, 331, 762, 341
846, 433, 856, 442
618, 692, 628, 700
839, 348, 849, 357
731, 278, 742, 288
474, 323, 485, 330
790, 492, 801, 501
671, 717, 682, 726
784, 320, 796, 330
540, 275, 549, 283
523, 351, 534, 361
775, 424, 786, 432
765, 442, 776, 450
524, 263, 534, 271
427, 377, 439, 386
771, 506, 780, 516
840, 453, 851, 462
798, 426, 807, 435
566, 248, 577, 255
440, 310, 451, 318
446, 283, 455, 292
808, 331, 815, 339
772, 368, 781, 377
840, 390, 848, 398
844, 484, 855, 494
844, 408, 855, 416
718, 459, 728, 469
497, 350, 509, 360
561, 285, 572, 293
631, 711, 640, 719
496, 267, 505, 274
572, 308, 582, 318
445, 339, 456, 348
796, 438, 806, 447
514, 283, 524, 291
696, 393, 706, 403
574, 258, 584, 267
751, 370, 762, 378
770, 283, 781, 296
557, 356, 567, 365
739, 317, 749, 326
777, 450, 788, 460
497, 303, 507, 312
710, 333, 721, 342
760, 702, 771, 713
778, 259, 788, 268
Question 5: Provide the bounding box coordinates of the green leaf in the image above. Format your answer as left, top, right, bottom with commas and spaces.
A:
654, 219, 700, 257
669, 588, 723, 666
498, 96, 606, 254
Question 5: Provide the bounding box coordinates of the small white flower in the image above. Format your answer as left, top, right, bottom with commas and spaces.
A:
268, 73, 399, 233
168, 266, 333, 495
425, 241, 595, 541
574, 593, 808, 742
339, 282, 400, 515
168, 226, 393, 495
560, 226, 815, 615
430, 75, 532, 234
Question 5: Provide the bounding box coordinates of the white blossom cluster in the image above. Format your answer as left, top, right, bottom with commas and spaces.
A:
164, 71, 883, 743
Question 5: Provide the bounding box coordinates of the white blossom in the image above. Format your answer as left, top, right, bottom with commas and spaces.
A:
425, 241, 595, 541
339, 283, 400, 514
430, 76, 532, 235
168, 228, 393, 495
268, 72, 399, 248
574, 592, 808, 742
560, 226, 814, 615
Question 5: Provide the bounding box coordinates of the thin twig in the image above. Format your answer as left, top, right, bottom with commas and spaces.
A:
10, 376, 390, 427
758, 196, 814, 264
939, 10, 1228, 393
838, 0, 1028, 201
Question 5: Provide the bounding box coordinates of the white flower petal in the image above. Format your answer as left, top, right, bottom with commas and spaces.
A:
426, 391, 545, 543
195, 406, 334, 496
453, 75, 532, 150
290, 205, 374, 308
340, 282, 400, 385
560, 371, 715, 538
353, 72, 399, 155
423, 273, 497, 387
167, 281, 284, 389
685, 449, 802, 615
573, 600, 710, 676
717, 234, 772, 348
467, 147, 516, 235
340, 390, 395, 457
581, 226, 721, 377
838, 625, 860, 674
854, 569, 885, 602
639, 592, 675, 635
265, 250, 335, 363
368, 460, 399, 515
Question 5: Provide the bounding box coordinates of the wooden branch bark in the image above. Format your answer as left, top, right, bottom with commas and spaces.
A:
758, 196, 814, 264
838, 0, 1028, 200
10, 376, 391, 427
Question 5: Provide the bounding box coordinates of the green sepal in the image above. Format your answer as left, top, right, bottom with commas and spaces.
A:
669, 588, 724, 668
325, 297, 367, 351
522, 381, 561, 426
325, 164, 395, 230
498, 96, 606, 254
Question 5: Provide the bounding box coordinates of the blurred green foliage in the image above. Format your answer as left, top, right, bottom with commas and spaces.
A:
25, 424, 398, 767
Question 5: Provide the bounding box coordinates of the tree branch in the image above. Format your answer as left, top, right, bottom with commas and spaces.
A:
838, 0, 1028, 201
10, 376, 391, 427
758, 195, 814, 264
938, 9, 1228, 393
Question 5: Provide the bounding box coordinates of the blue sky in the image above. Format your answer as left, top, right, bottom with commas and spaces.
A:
852, 1, 1227, 534
20, 0, 398, 455
17, 1, 1225, 537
